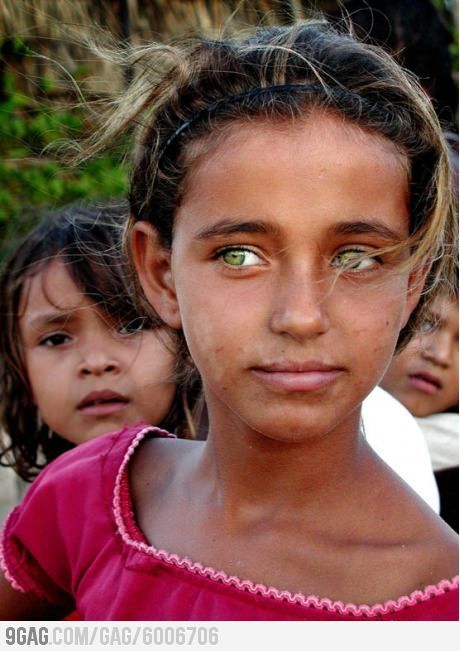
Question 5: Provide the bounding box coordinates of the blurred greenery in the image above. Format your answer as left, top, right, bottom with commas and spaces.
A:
0, 1, 457, 260
432, 0, 459, 69
0, 37, 128, 261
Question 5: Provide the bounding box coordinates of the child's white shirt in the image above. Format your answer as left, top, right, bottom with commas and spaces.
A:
416, 413, 458, 473
363, 387, 440, 513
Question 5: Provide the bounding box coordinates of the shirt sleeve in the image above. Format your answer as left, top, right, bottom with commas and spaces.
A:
0, 462, 75, 606
0, 429, 124, 607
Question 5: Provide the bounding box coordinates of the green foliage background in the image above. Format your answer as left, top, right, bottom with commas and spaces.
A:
0, 1, 457, 261
0, 37, 128, 260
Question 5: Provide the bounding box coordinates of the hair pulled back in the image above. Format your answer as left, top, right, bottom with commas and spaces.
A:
83, 20, 457, 346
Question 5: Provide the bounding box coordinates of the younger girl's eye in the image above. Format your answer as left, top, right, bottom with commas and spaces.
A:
39, 333, 71, 347
419, 316, 438, 334
332, 249, 379, 272
218, 248, 262, 267
118, 317, 149, 335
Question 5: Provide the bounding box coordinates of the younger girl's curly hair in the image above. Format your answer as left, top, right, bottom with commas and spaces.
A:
0, 202, 201, 481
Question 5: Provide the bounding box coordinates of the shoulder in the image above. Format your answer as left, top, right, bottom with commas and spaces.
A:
355, 453, 457, 602
130, 435, 200, 503
31, 424, 148, 491
129, 435, 203, 540
7, 423, 158, 528
0, 424, 168, 602
409, 507, 459, 587
377, 476, 458, 594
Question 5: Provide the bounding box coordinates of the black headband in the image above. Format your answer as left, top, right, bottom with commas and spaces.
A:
157, 82, 393, 165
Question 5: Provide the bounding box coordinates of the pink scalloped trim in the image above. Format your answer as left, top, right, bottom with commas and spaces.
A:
113, 425, 459, 618
0, 509, 26, 593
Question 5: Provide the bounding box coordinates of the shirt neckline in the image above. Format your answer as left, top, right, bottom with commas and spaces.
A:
113, 424, 459, 618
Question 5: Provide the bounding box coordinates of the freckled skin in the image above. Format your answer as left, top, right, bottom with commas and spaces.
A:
171, 115, 415, 443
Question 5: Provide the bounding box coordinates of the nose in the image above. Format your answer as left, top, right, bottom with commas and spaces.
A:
421, 331, 453, 368
78, 340, 121, 377
269, 268, 331, 341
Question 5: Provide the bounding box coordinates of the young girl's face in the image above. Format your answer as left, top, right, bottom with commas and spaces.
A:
19, 259, 176, 444
137, 111, 423, 442
381, 296, 459, 417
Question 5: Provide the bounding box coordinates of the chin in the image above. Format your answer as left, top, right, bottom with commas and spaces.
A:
246, 417, 337, 443
73, 422, 124, 445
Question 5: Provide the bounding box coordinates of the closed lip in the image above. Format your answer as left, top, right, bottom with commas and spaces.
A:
251, 360, 344, 392
409, 371, 443, 393
77, 390, 130, 410
252, 360, 342, 373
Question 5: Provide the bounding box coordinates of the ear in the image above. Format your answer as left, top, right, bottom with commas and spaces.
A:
131, 221, 182, 330
401, 261, 430, 328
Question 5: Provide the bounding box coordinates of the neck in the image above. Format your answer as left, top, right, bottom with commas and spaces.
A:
196, 403, 370, 516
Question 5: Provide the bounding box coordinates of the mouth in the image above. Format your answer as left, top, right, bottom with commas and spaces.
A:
408, 372, 443, 395
251, 361, 344, 393
77, 390, 130, 417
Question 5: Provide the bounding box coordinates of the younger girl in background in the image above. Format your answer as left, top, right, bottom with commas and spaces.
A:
0, 202, 198, 482
382, 287, 459, 531
0, 20, 458, 620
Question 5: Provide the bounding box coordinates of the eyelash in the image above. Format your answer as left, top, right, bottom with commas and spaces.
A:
36, 317, 150, 348
331, 248, 382, 272
214, 245, 381, 272
214, 246, 264, 268
38, 332, 71, 347
117, 317, 149, 335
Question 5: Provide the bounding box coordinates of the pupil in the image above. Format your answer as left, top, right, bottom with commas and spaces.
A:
225, 251, 245, 265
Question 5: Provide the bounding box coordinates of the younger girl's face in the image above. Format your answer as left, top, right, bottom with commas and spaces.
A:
137, 111, 423, 442
19, 259, 176, 444
381, 297, 459, 417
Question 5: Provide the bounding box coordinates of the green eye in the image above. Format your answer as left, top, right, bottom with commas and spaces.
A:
220, 248, 261, 267
333, 249, 377, 271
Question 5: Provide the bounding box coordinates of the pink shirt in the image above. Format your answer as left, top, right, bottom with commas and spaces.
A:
1, 425, 458, 620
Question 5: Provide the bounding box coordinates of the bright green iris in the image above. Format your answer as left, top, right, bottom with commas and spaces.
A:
334, 250, 372, 270
222, 250, 248, 266
337, 251, 361, 266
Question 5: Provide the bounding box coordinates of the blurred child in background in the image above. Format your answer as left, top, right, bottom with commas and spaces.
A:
381, 288, 458, 531
0, 202, 199, 483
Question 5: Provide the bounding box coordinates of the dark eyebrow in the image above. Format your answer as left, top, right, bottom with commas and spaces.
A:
332, 220, 405, 242
195, 219, 282, 241
194, 218, 405, 244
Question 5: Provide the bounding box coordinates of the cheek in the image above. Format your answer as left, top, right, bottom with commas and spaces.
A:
338, 285, 408, 370
126, 337, 177, 424
178, 297, 249, 393
446, 363, 459, 405
23, 353, 53, 406
135, 334, 176, 384
182, 310, 232, 370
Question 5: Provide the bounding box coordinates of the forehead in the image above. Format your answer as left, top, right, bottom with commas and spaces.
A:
185, 109, 408, 181
430, 296, 459, 327
177, 111, 409, 236
19, 258, 90, 317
